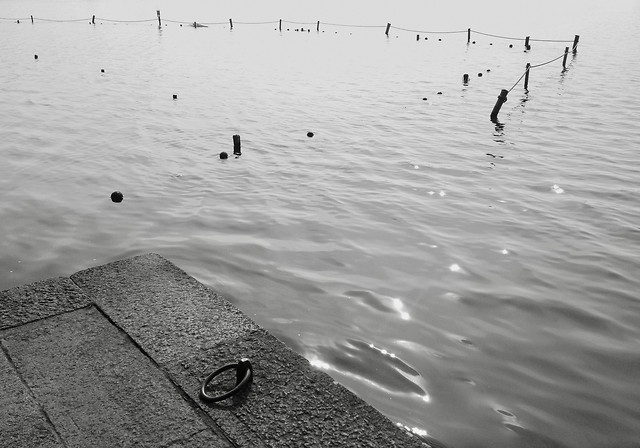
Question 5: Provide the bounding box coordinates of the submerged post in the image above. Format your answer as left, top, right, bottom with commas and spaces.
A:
92, 15, 95, 25
233, 135, 241, 155
467, 28, 471, 43
385, 23, 391, 36
490, 89, 509, 121
525, 36, 531, 50
562, 46, 569, 68
524, 63, 531, 90
229, 18, 233, 29
572, 34, 579, 53
317, 20, 320, 32
157, 10, 161, 27
279, 19, 282, 31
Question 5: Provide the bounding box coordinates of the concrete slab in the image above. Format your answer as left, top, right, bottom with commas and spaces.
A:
0, 277, 89, 330
0, 348, 63, 448
70, 253, 428, 448
0, 305, 232, 448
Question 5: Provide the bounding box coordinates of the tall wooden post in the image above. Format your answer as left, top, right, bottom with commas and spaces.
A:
467, 28, 471, 43
417, 34, 420, 41
463, 74, 469, 84
31, 15, 34, 24
562, 47, 569, 68
317, 20, 320, 31
229, 18, 233, 29
572, 35, 579, 53
385, 23, 391, 36
524, 63, 531, 90
92, 15, 95, 25
279, 19, 282, 31
490, 89, 509, 121
156, 10, 161, 27
525, 36, 531, 50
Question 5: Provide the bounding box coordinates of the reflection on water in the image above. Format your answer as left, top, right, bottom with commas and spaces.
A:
2, 1, 640, 448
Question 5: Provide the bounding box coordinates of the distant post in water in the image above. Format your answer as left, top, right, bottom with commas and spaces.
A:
562, 47, 569, 69
233, 135, 241, 155
229, 18, 233, 29
31, 15, 34, 24
279, 19, 282, 31
525, 36, 531, 50
416, 34, 420, 41
524, 63, 531, 90
490, 89, 509, 121
572, 35, 579, 53
92, 15, 95, 25
467, 28, 471, 44
156, 10, 161, 27
317, 20, 320, 32
385, 23, 391, 36
463, 73, 469, 84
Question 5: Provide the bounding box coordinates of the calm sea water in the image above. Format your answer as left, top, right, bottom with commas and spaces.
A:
2, 1, 640, 447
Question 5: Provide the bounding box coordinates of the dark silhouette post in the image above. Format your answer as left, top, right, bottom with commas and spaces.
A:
572, 35, 579, 53
385, 23, 391, 36
31, 15, 34, 24
467, 28, 471, 43
279, 19, 282, 31
562, 47, 569, 68
525, 36, 531, 50
92, 15, 95, 24
490, 89, 509, 121
463, 74, 469, 84
524, 63, 531, 90
157, 10, 161, 27
317, 21, 320, 31
233, 135, 241, 155
229, 18, 233, 29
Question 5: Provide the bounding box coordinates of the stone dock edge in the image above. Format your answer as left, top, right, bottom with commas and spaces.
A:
1, 253, 443, 448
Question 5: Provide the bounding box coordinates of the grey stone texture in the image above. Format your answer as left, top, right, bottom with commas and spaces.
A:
0, 253, 429, 448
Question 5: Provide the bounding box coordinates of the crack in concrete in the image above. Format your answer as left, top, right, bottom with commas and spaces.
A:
0, 338, 69, 448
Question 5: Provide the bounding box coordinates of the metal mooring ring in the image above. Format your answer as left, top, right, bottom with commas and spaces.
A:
199, 358, 253, 403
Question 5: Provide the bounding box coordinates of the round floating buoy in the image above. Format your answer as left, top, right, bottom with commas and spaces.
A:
490, 43, 493, 45
34, 54, 38, 60
111, 191, 123, 203
307, 132, 314, 138
172, 94, 177, 100
101, 69, 105, 73
487, 69, 491, 72
438, 38, 442, 41
219, 152, 228, 159
509, 44, 513, 48
478, 73, 483, 77
437, 91, 442, 95
422, 97, 427, 101
472, 41, 476, 44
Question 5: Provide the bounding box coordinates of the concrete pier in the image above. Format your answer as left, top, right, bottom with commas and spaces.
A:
1, 254, 431, 447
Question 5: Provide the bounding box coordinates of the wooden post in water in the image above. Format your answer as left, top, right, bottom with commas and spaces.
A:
490, 89, 509, 121
156, 10, 161, 27
233, 135, 241, 155
417, 34, 420, 41
229, 18, 233, 29
317, 20, 320, 32
385, 23, 391, 36
463, 73, 469, 84
467, 28, 471, 44
92, 15, 95, 25
525, 36, 531, 50
524, 63, 531, 90
572, 35, 579, 53
562, 46, 569, 68
279, 19, 282, 31
31, 15, 33, 24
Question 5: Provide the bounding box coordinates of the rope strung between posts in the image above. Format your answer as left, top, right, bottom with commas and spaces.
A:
507, 41, 578, 92
95, 17, 156, 23
472, 29, 574, 43
390, 25, 467, 34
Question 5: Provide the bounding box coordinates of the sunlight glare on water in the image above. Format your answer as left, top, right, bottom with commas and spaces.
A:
2, 1, 640, 447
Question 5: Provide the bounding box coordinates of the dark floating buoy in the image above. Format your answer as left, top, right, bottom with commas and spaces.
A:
437, 91, 442, 95
101, 69, 105, 73
233, 134, 241, 155
478, 72, 483, 77
422, 97, 427, 101
489, 43, 493, 45
172, 94, 177, 100
424, 37, 428, 40
438, 38, 442, 41
110, 191, 124, 203
487, 69, 491, 72
307, 131, 314, 137
34, 54, 38, 60
219, 152, 228, 160
509, 44, 513, 48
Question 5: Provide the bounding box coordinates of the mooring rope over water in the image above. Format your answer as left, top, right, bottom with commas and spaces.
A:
390, 26, 467, 34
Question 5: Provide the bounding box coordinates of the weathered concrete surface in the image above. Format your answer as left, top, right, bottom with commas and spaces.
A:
0, 253, 430, 448
0, 305, 232, 448
0, 348, 63, 448
0, 277, 89, 330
